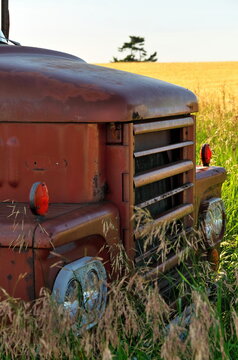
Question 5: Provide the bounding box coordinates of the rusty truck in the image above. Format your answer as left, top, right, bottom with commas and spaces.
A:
0, 0, 226, 328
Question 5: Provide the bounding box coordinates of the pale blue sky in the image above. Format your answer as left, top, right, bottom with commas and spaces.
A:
7, 0, 238, 63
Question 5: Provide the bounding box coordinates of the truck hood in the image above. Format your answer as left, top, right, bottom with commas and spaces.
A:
0, 46, 198, 123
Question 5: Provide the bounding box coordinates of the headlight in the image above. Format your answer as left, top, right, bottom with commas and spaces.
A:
84, 270, 101, 311
200, 198, 225, 244
64, 279, 83, 319
52, 257, 107, 330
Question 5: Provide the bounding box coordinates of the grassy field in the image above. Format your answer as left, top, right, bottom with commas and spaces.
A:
99, 61, 238, 96
0, 62, 237, 359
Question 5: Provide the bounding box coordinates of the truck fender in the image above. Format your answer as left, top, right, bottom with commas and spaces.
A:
33, 202, 120, 296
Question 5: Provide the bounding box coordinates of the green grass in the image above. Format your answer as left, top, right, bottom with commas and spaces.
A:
196, 88, 238, 279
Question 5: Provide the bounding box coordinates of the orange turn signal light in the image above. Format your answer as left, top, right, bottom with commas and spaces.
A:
200, 143, 212, 166
29, 182, 49, 216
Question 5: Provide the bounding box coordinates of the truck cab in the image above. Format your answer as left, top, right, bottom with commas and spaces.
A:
0, 24, 226, 327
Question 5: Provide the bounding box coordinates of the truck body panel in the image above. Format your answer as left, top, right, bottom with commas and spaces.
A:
0, 47, 198, 124
0, 122, 106, 203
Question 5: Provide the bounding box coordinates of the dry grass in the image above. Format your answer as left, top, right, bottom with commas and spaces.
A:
0, 264, 236, 359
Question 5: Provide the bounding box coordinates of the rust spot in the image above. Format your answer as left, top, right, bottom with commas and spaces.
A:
106, 122, 122, 144
93, 175, 105, 199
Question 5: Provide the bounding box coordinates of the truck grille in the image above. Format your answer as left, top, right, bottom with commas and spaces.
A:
133, 116, 195, 263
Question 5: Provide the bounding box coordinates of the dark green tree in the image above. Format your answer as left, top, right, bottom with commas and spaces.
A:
112, 36, 157, 62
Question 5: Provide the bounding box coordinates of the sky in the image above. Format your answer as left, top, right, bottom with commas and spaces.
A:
4, 0, 238, 63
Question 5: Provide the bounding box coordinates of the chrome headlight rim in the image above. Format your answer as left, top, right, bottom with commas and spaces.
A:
199, 197, 226, 245
52, 257, 107, 330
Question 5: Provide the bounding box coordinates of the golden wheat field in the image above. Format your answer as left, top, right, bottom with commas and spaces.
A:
98, 61, 238, 97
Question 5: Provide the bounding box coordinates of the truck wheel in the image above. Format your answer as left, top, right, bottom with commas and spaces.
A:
52, 256, 107, 330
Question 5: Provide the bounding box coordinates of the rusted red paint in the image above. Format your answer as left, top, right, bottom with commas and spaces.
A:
33, 202, 120, 249
0, 123, 106, 203
0, 46, 198, 124
0, 202, 36, 247
0, 247, 34, 301
105, 124, 134, 258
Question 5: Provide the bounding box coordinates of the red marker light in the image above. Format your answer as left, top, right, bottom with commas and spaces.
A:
29, 182, 49, 216
200, 143, 212, 166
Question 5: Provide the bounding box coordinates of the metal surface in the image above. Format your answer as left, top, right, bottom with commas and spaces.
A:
133, 116, 196, 266
105, 123, 134, 258
0, 46, 198, 124
33, 202, 120, 249
52, 257, 107, 330
0, 123, 106, 203
134, 160, 194, 188
134, 117, 194, 134
137, 182, 194, 209
0, 247, 34, 301
134, 141, 194, 158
